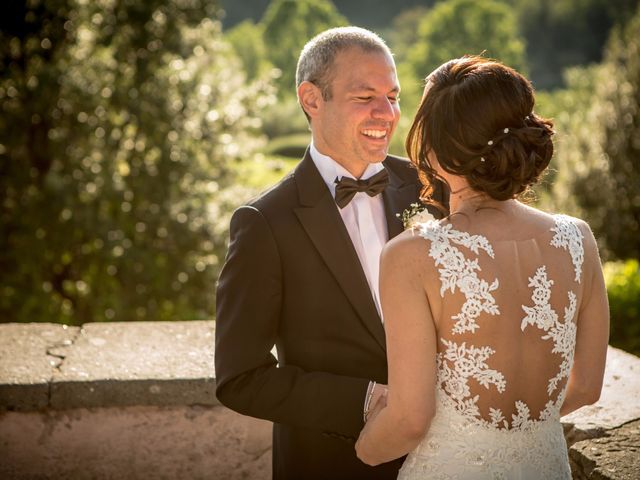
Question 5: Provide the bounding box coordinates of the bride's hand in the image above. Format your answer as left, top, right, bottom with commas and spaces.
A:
365, 384, 388, 423
356, 385, 388, 464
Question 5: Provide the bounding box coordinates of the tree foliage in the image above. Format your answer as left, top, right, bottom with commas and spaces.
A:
261, 0, 347, 96
604, 259, 640, 355
384, 6, 431, 65
514, 0, 640, 90
221, 0, 437, 30
543, 5, 640, 260
225, 19, 272, 81
0, 0, 273, 324
406, 0, 527, 81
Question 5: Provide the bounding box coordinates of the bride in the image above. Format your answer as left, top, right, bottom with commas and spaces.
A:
355, 56, 610, 479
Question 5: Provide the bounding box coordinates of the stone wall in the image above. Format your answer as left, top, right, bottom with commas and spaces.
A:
1, 321, 638, 479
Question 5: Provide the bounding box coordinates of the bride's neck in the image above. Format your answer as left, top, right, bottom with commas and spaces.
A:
448, 185, 514, 217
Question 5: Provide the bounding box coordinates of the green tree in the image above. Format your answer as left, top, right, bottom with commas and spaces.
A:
261, 0, 347, 96
0, 0, 273, 324
514, 0, 640, 89
407, 0, 527, 80
385, 6, 431, 65
542, 5, 640, 260
384, 6, 434, 157
225, 19, 272, 81
604, 259, 640, 355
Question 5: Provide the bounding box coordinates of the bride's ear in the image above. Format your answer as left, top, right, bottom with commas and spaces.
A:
298, 81, 322, 119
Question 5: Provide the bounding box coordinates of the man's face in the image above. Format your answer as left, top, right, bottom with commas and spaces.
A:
311, 47, 400, 177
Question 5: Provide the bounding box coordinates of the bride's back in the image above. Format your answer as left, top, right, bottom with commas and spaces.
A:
421, 204, 590, 428
379, 56, 608, 480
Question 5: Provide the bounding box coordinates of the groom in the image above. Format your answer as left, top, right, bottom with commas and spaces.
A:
215, 27, 446, 479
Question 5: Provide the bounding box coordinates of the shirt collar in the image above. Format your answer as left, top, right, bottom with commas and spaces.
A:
309, 141, 385, 198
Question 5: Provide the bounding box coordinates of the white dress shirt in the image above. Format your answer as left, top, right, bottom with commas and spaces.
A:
310, 142, 389, 317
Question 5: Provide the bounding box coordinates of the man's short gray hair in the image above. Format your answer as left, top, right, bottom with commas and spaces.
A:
296, 26, 393, 101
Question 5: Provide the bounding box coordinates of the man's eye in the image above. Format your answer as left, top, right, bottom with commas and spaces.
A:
389, 96, 400, 103
356, 96, 372, 101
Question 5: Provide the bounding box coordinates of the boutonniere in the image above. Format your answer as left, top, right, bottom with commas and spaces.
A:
396, 202, 436, 229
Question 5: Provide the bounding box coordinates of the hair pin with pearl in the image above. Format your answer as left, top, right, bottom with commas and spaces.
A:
487, 127, 510, 146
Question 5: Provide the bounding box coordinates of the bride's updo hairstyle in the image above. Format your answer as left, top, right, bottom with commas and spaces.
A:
406, 56, 555, 204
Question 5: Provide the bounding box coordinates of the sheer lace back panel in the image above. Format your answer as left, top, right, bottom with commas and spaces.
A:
417, 214, 585, 430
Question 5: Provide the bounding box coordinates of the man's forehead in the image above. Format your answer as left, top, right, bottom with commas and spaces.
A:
328, 47, 399, 90
334, 46, 394, 66
346, 82, 400, 93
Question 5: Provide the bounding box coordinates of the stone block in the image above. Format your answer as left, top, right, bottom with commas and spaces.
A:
569, 418, 640, 480
50, 321, 217, 408
563, 346, 640, 445
0, 405, 271, 480
0, 323, 80, 410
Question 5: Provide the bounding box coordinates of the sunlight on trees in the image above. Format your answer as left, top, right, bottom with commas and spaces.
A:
406, 0, 527, 81
540, 5, 640, 261
1, 0, 638, 325
261, 0, 347, 96
0, 0, 275, 324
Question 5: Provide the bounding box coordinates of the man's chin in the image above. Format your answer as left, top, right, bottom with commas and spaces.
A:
367, 149, 389, 163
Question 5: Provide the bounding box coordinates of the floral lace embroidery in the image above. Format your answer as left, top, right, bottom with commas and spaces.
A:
521, 266, 578, 400
437, 340, 506, 426
418, 222, 499, 334
401, 217, 584, 479
417, 216, 583, 432
521, 266, 558, 331
547, 293, 577, 402
419, 221, 505, 428
399, 390, 572, 480
551, 214, 584, 283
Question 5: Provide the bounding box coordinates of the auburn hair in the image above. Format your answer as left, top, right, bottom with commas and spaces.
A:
406, 56, 555, 207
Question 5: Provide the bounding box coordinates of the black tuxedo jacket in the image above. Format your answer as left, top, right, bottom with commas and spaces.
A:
215, 150, 446, 480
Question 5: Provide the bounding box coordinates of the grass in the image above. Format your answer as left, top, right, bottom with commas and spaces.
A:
232, 153, 300, 190
230, 133, 310, 190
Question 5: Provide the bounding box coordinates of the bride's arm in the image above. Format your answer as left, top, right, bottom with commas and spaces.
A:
561, 222, 610, 416
355, 232, 437, 466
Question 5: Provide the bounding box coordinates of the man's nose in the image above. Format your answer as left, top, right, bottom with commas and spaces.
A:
371, 96, 397, 121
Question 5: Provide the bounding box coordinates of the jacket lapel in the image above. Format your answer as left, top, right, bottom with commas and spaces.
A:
293, 151, 386, 351
382, 162, 420, 240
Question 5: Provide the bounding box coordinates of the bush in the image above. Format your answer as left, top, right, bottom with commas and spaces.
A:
604, 259, 640, 355
263, 133, 311, 158
258, 96, 309, 139
0, 1, 274, 325
540, 7, 640, 261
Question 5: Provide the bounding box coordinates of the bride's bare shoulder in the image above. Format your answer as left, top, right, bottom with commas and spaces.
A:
383, 224, 436, 258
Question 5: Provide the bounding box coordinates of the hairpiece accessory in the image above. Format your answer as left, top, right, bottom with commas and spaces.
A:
480, 157, 486, 162
487, 127, 510, 147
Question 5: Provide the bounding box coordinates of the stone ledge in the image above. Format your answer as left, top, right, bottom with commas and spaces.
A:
0, 405, 272, 480
0, 323, 79, 409
563, 347, 640, 446
0, 321, 216, 410
569, 418, 640, 480
1, 322, 640, 479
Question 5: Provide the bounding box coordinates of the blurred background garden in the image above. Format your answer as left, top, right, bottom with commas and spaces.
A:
1, 0, 639, 355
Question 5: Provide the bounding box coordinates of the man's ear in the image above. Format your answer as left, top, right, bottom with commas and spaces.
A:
298, 81, 323, 119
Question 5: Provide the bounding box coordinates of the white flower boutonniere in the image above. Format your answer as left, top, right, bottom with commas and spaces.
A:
396, 203, 436, 229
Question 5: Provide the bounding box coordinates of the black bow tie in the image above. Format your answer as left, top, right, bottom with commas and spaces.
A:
334, 169, 389, 208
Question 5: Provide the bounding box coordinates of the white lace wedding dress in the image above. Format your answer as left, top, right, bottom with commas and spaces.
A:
398, 214, 586, 480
